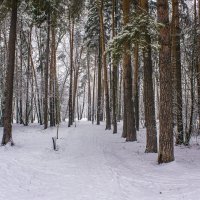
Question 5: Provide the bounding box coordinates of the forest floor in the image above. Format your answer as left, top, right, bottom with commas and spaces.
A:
0, 120, 200, 200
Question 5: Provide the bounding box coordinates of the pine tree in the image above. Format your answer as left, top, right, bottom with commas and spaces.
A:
172, 0, 184, 145
139, 0, 157, 153
157, 0, 174, 163
2, 0, 18, 145
122, 0, 136, 141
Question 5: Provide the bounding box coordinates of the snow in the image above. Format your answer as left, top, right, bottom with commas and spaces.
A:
0, 121, 200, 200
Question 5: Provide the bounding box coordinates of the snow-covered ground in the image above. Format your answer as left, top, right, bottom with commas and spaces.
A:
0, 120, 200, 200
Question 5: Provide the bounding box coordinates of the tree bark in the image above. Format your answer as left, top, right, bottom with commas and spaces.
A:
140, 0, 157, 153
44, 13, 51, 129
172, 0, 184, 145
133, 45, 139, 131
98, 0, 111, 130
87, 52, 92, 121
68, 17, 74, 127
122, 0, 136, 141
157, 0, 174, 163
112, 0, 118, 133
2, 0, 18, 145
97, 38, 102, 125
49, 24, 56, 127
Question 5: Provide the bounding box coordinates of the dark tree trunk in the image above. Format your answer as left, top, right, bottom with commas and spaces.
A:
92, 54, 96, 124
97, 40, 102, 125
2, 0, 18, 145
44, 13, 51, 129
112, 0, 117, 133
87, 52, 92, 121
185, 0, 197, 145
140, 0, 157, 153
98, 0, 111, 130
49, 24, 56, 127
122, 0, 136, 141
25, 27, 32, 126
68, 18, 74, 127
133, 46, 139, 131
172, 0, 184, 145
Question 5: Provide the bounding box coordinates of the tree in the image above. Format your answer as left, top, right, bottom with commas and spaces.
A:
68, 15, 74, 127
44, 12, 50, 129
157, 0, 174, 163
122, 0, 136, 141
98, 0, 111, 130
172, 0, 184, 145
2, 0, 18, 145
140, 0, 157, 153
111, 0, 118, 133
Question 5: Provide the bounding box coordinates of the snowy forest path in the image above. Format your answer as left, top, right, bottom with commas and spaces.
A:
1, 120, 200, 200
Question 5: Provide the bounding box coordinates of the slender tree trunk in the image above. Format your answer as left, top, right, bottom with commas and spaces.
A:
31, 54, 42, 125
197, 0, 200, 130
185, 0, 197, 145
44, 13, 51, 129
157, 0, 174, 163
92, 54, 96, 124
97, 40, 102, 125
117, 67, 122, 121
133, 46, 139, 131
140, 0, 157, 153
122, 0, 136, 141
2, 0, 18, 145
19, 33, 23, 124
112, 0, 117, 133
50, 24, 56, 127
31, 63, 34, 123
25, 27, 32, 126
98, 0, 111, 130
172, 0, 184, 145
68, 18, 74, 127
87, 52, 92, 121
80, 85, 86, 120
16, 51, 19, 124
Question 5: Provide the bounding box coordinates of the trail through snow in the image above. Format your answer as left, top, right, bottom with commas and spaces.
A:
0, 120, 200, 200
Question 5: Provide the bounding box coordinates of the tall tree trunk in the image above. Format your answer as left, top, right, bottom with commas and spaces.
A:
97, 39, 102, 125
92, 54, 97, 124
49, 24, 56, 127
68, 18, 74, 127
87, 52, 92, 121
172, 0, 184, 145
72, 44, 82, 123
112, 0, 117, 133
122, 0, 136, 141
30, 63, 34, 123
31, 54, 42, 125
197, 0, 200, 130
16, 51, 19, 124
185, 0, 197, 145
25, 27, 32, 126
19, 30, 23, 124
140, 0, 157, 153
44, 13, 51, 129
133, 46, 139, 131
98, 0, 111, 130
157, 0, 174, 163
2, 0, 18, 145
117, 67, 122, 121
